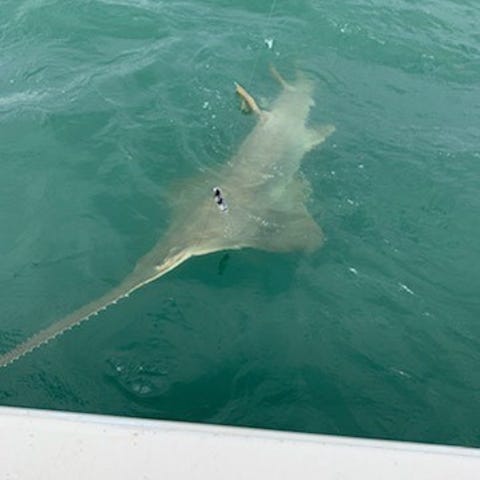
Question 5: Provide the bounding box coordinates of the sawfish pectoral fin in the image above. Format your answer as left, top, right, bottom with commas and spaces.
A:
260, 211, 324, 253
305, 124, 336, 151
253, 175, 324, 253
235, 82, 263, 116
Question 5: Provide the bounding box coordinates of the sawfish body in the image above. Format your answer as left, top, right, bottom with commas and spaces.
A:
0, 68, 334, 368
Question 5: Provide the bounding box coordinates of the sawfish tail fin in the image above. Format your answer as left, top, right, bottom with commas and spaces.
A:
235, 66, 292, 115
235, 82, 263, 116
269, 65, 314, 94
236, 66, 310, 116
0, 249, 193, 368
269, 64, 294, 90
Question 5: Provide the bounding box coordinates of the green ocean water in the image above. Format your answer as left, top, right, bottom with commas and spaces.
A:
1, 0, 480, 447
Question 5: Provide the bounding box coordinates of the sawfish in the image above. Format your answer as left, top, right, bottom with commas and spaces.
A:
0, 67, 335, 368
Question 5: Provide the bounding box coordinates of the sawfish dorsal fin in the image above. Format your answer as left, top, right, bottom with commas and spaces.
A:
306, 125, 336, 151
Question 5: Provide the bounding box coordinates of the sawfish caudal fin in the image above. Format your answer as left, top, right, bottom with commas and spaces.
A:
269, 64, 294, 90
235, 82, 263, 116
0, 249, 193, 368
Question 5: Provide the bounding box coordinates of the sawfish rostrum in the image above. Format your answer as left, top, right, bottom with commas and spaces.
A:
0, 68, 335, 368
